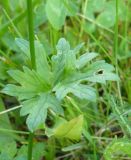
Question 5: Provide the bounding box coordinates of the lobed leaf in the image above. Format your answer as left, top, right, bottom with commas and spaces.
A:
15, 38, 52, 84
20, 93, 63, 132
76, 52, 98, 69
54, 83, 96, 101
2, 84, 37, 100
2, 37, 119, 133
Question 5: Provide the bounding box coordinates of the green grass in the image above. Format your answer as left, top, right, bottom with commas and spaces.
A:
0, 0, 131, 159
27, 0, 35, 159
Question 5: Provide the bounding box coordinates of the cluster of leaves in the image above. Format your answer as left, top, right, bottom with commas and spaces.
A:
2, 38, 118, 135
45, 0, 78, 30
0, 141, 45, 160
0, 0, 129, 64
0, 0, 127, 32
84, 0, 126, 32
0, 0, 131, 159
45, 0, 127, 31
0, 97, 47, 160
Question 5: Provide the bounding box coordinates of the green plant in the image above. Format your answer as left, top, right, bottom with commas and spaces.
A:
2, 37, 119, 133
0, 0, 131, 159
104, 139, 131, 160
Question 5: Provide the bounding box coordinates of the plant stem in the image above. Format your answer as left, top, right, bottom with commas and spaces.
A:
27, 0, 36, 159
28, 132, 34, 160
27, 0, 36, 70
114, 0, 119, 61
77, 13, 131, 44
0, 105, 22, 115
114, 0, 123, 106
114, 0, 131, 137
3, 9, 22, 37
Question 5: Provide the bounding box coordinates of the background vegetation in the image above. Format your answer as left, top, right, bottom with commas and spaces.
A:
0, 0, 131, 159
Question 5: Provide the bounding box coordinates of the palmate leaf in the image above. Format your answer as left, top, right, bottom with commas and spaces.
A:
53, 83, 96, 101
76, 52, 98, 69
2, 84, 37, 100
52, 38, 119, 101
15, 38, 52, 84
20, 93, 63, 132
56, 38, 70, 54
56, 39, 76, 73
51, 38, 69, 84
2, 66, 49, 100
83, 60, 119, 83
2, 37, 119, 134
52, 38, 76, 84
2, 67, 63, 131
2, 92, 63, 131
